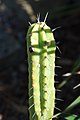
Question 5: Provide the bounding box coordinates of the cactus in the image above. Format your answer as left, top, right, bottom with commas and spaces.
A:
26, 14, 56, 120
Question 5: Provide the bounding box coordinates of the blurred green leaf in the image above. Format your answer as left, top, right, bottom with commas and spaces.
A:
63, 96, 80, 113
58, 57, 80, 89
65, 114, 80, 120
57, 96, 80, 119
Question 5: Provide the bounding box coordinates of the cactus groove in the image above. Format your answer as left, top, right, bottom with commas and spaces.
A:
27, 20, 56, 120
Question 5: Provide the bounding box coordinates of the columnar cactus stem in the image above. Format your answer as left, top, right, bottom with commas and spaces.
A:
27, 19, 56, 120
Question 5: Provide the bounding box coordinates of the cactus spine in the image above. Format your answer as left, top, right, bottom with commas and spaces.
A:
27, 16, 56, 120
